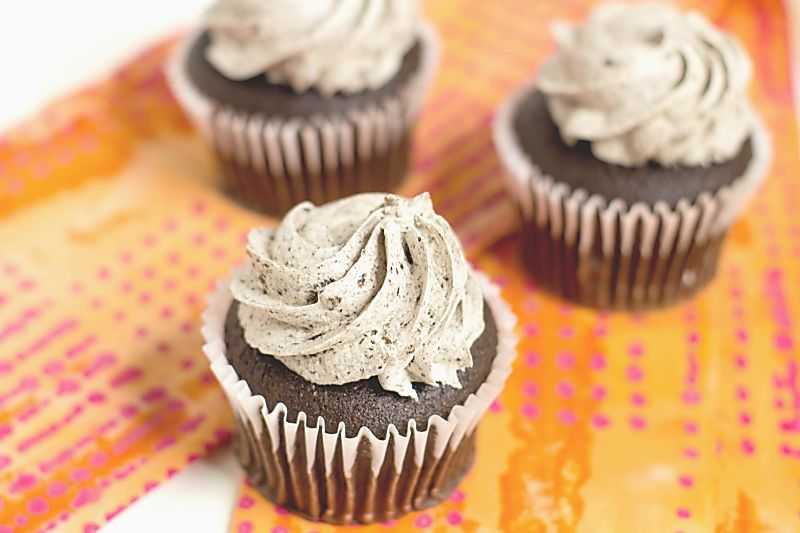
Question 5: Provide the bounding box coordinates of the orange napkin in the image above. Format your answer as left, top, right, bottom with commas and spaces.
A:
0, 0, 795, 532
228, 0, 800, 532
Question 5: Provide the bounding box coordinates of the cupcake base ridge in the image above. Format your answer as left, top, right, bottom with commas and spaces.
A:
167, 26, 439, 216
201, 269, 517, 524
214, 116, 413, 216
234, 416, 477, 524
494, 84, 772, 310
519, 198, 728, 309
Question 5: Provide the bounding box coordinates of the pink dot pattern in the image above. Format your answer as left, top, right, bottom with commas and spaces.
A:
0, 194, 245, 530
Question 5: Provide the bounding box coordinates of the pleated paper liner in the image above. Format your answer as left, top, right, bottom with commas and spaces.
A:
201, 270, 517, 525
493, 83, 772, 310
166, 25, 440, 216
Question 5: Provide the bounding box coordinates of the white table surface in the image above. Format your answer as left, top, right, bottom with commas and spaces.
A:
1, 1, 798, 532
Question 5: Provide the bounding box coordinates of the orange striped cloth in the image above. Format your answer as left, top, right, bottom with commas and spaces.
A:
0, 0, 795, 531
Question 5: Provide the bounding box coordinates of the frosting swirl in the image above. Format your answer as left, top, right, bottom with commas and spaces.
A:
204, 0, 421, 95
230, 193, 485, 399
537, 3, 753, 167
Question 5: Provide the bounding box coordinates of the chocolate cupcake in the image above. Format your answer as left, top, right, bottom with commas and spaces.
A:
168, 1, 439, 216
202, 193, 517, 524
493, 4, 770, 309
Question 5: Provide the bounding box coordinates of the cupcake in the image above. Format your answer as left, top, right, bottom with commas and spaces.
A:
202, 193, 517, 524
167, 1, 439, 216
493, 4, 770, 309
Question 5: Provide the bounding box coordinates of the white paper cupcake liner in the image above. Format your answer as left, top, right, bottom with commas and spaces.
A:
201, 268, 517, 524
166, 25, 440, 215
493, 81, 772, 309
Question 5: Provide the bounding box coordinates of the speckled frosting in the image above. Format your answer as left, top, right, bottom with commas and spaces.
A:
205, 0, 421, 95
230, 193, 485, 399
538, 3, 754, 167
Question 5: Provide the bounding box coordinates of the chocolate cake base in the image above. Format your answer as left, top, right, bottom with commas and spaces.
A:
224, 301, 498, 439
223, 300, 498, 523
512, 90, 753, 206
186, 32, 423, 120
507, 90, 753, 309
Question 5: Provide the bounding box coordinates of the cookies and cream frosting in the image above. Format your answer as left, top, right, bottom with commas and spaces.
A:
204, 0, 421, 95
538, 3, 754, 167
230, 193, 485, 400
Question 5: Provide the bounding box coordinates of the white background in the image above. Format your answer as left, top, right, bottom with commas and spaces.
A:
0, 1, 798, 532
0, 0, 211, 129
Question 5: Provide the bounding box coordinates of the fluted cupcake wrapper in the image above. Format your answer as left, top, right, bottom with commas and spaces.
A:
166, 25, 440, 216
493, 82, 772, 309
201, 268, 518, 524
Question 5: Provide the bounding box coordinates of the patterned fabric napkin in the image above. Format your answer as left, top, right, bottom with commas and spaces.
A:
0, 0, 795, 531
228, 0, 800, 532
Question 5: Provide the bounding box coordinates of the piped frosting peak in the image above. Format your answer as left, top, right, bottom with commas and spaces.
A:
230, 193, 485, 399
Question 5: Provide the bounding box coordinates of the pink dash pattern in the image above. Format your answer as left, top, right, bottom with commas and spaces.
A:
16, 319, 78, 362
